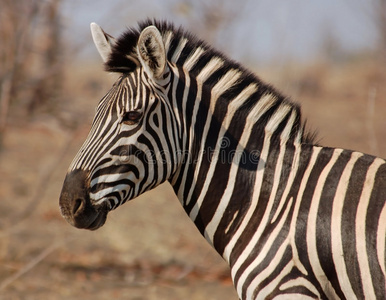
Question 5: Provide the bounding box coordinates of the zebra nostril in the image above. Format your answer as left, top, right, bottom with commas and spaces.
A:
73, 198, 84, 215
60, 169, 105, 229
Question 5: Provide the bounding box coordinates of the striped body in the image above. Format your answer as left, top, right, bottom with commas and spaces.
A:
60, 20, 386, 299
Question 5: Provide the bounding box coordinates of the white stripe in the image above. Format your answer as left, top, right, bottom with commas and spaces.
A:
377, 201, 386, 277
356, 157, 384, 300
244, 93, 277, 126
306, 148, 343, 300
269, 109, 299, 225
186, 68, 240, 209
163, 31, 173, 52
209, 69, 241, 111
170, 68, 191, 192
174, 70, 204, 202
280, 109, 297, 141
250, 253, 293, 300
91, 183, 132, 203
222, 94, 281, 262
229, 109, 294, 281
196, 57, 224, 83
288, 146, 322, 276
203, 84, 258, 242
224, 210, 239, 234
183, 47, 205, 71
171, 38, 188, 63
331, 151, 362, 299
265, 103, 291, 135
243, 198, 293, 298
272, 295, 316, 300
169, 64, 182, 140
91, 172, 131, 186
280, 277, 320, 298
270, 143, 296, 225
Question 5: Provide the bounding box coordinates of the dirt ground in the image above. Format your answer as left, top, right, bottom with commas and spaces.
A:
0, 59, 385, 300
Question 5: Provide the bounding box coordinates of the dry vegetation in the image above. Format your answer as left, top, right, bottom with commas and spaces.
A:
1, 2, 386, 300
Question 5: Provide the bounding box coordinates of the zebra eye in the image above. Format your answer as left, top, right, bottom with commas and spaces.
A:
122, 111, 142, 125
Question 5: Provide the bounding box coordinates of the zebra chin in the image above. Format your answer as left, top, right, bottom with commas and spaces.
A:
59, 169, 109, 231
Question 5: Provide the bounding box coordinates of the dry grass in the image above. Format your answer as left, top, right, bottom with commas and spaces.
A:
0, 58, 385, 299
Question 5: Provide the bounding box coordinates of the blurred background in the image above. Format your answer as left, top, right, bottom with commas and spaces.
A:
0, 0, 385, 299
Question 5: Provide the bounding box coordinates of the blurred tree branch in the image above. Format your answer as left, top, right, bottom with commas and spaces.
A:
0, 128, 78, 235
376, 0, 386, 63
353, 0, 386, 63
171, 0, 249, 46
0, 0, 63, 147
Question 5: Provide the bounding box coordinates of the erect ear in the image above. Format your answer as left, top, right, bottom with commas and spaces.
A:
90, 22, 116, 62
137, 26, 166, 79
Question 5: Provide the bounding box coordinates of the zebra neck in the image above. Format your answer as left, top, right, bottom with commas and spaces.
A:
166, 50, 313, 254
171, 134, 308, 253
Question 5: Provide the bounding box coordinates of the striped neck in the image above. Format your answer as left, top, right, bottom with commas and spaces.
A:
166, 52, 313, 251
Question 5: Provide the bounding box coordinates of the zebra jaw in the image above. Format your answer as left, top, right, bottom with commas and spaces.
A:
59, 169, 109, 230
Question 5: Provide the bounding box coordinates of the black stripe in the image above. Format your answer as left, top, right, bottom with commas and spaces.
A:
366, 161, 386, 298
295, 147, 334, 298
249, 245, 293, 299
342, 154, 374, 299
182, 88, 211, 207
316, 150, 351, 299
231, 137, 282, 285
172, 76, 198, 194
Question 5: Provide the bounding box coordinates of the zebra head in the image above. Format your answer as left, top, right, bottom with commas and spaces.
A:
59, 23, 180, 230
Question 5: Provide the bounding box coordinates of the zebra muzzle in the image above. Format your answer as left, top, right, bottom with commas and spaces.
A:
59, 169, 108, 230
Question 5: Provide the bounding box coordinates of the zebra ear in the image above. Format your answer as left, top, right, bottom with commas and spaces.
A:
137, 26, 166, 79
90, 23, 115, 62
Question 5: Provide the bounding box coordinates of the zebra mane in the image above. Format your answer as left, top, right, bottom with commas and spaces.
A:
105, 19, 316, 144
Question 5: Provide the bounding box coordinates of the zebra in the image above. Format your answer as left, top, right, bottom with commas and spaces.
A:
59, 20, 386, 299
